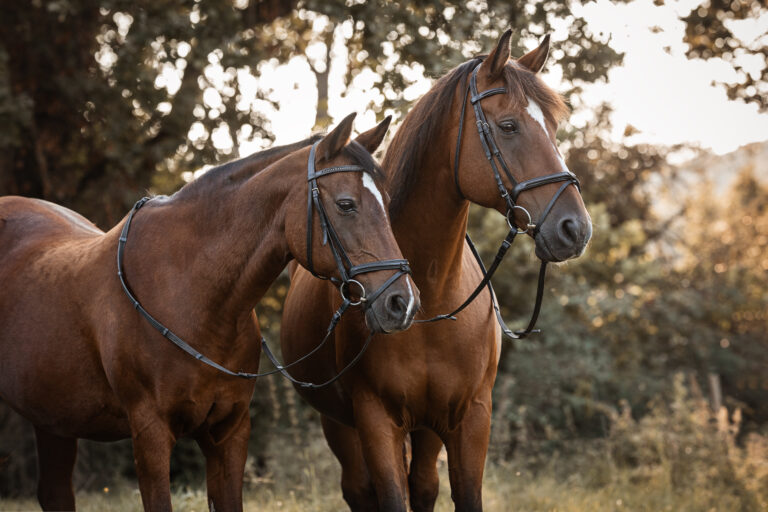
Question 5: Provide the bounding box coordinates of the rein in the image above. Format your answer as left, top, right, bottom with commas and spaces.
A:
117, 141, 411, 386
419, 63, 580, 339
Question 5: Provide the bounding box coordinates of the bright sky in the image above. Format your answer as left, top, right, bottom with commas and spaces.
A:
206, 0, 768, 161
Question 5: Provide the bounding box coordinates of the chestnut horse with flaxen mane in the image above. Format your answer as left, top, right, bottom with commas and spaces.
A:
0, 114, 419, 512
280, 32, 592, 511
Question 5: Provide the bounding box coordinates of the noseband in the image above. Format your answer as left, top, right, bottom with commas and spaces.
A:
117, 142, 411, 385
423, 63, 582, 339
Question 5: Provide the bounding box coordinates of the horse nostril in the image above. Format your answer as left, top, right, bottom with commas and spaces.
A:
558, 218, 579, 245
386, 293, 408, 318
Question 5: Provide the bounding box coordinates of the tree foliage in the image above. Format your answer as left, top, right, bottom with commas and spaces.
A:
480, 115, 768, 448
681, 0, 768, 110
0, 0, 297, 225
0, 0, 621, 226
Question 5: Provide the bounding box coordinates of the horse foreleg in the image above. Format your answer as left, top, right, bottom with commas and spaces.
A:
196, 409, 250, 512
354, 399, 408, 512
130, 413, 175, 512
408, 429, 442, 512
34, 427, 77, 511
443, 401, 491, 512
320, 414, 377, 511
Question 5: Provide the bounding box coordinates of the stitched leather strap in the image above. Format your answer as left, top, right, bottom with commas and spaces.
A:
117, 139, 412, 382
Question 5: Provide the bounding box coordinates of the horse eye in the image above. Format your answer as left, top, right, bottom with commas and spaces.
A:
336, 199, 357, 213
499, 120, 519, 133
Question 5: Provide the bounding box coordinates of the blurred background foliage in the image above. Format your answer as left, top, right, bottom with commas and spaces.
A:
0, 0, 766, 505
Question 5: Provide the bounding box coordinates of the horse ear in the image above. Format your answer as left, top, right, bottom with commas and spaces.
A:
517, 34, 551, 74
316, 112, 356, 161
354, 115, 391, 154
479, 29, 512, 80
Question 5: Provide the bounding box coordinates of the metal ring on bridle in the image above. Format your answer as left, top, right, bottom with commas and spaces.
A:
506, 205, 535, 234
340, 279, 366, 306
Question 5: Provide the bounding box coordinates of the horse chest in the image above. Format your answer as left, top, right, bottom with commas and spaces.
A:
364, 323, 496, 426
160, 373, 252, 433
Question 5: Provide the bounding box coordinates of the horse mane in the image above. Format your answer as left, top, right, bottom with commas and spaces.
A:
172, 135, 384, 202
173, 134, 323, 199
383, 57, 568, 218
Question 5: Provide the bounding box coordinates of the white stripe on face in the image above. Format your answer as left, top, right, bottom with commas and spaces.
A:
526, 96, 570, 173
362, 172, 415, 322
362, 173, 387, 215
525, 96, 548, 133
404, 278, 415, 322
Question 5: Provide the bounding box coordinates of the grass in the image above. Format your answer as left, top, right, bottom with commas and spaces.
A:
2, 376, 766, 511
1, 450, 763, 511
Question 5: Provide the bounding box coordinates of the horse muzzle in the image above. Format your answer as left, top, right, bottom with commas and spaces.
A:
534, 214, 592, 262
364, 280, 420, 334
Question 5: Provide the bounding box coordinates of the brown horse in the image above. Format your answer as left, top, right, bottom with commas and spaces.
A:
280, 31, 592, 511
0, 113, 419, 511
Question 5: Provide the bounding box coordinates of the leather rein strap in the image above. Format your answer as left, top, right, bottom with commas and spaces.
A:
421, 63, 580, 340
117, 142, 411, 384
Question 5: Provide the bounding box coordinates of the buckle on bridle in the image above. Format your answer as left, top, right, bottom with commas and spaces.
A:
506, 205, 535, 235
340, 279, 366, 306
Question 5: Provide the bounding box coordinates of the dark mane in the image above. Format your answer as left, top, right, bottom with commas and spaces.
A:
383, 57, 568, 217
174, 134, 322, 199
173, 135, 384, 201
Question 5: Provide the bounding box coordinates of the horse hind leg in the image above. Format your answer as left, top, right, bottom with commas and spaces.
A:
320, 415, 378, 511
407, 429, 442, 512
34, 427, 78, 511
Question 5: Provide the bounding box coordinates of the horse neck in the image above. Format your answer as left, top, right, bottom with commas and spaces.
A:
123, 165, 298, 332
389, 147, 469, 304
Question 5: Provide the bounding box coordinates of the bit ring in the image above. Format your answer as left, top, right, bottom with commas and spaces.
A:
506, 206, 535, 234
340, 279, 366, 306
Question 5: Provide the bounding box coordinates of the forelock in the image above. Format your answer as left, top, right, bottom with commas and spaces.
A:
340, 140, 384, 182
502, 63, 569, 123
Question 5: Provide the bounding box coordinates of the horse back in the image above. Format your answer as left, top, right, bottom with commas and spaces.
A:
0, 195, 103, 245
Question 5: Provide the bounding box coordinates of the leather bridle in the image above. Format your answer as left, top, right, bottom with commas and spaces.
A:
303, 140, 411, 307
421, 63, 581, 339
117, 141, 411, 385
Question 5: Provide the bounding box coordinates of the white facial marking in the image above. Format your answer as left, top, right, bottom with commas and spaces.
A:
525, 96, 548, 133
526, 96, 572, 174
362, 173, 386, 215
493, 306, 502, 366
362, 172, 414, 325
404, 278, 415, 322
